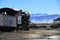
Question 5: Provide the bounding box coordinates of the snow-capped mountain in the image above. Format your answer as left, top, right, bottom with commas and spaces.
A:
30, 13, 60, 23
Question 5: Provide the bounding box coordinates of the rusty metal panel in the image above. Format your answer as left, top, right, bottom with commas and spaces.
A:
3, 15, 17, 27
0, 14, 3, 26
18, 16, 22, 24
0, 14, 17, 27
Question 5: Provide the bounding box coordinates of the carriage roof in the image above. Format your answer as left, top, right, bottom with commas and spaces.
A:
0, 8, 17, 16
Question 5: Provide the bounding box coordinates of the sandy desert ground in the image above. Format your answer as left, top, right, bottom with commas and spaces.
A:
0, 28, 60, 40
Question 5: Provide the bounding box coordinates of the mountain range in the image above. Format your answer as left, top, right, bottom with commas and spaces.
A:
30, 13, 60, 23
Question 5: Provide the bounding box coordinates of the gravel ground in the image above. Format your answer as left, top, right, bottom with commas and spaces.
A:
0, 29, 60, 40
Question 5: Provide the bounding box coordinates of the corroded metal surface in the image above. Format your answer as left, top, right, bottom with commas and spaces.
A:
0, 14, 16, 27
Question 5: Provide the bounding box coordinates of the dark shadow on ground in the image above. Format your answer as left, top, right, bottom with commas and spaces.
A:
0, 26, 16, 32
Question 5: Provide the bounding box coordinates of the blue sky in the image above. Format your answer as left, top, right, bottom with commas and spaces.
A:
0, 0, 60, 14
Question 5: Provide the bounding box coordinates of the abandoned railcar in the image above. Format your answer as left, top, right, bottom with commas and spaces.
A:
0, 8, 17, 27
0, 8, 30, 31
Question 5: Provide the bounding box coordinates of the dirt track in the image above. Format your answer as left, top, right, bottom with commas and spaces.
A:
0, 28, 60, 40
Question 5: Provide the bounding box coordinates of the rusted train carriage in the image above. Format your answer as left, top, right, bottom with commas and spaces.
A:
0, 8, 30, 31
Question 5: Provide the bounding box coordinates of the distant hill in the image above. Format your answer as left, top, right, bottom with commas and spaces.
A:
30, 13, 60, 23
